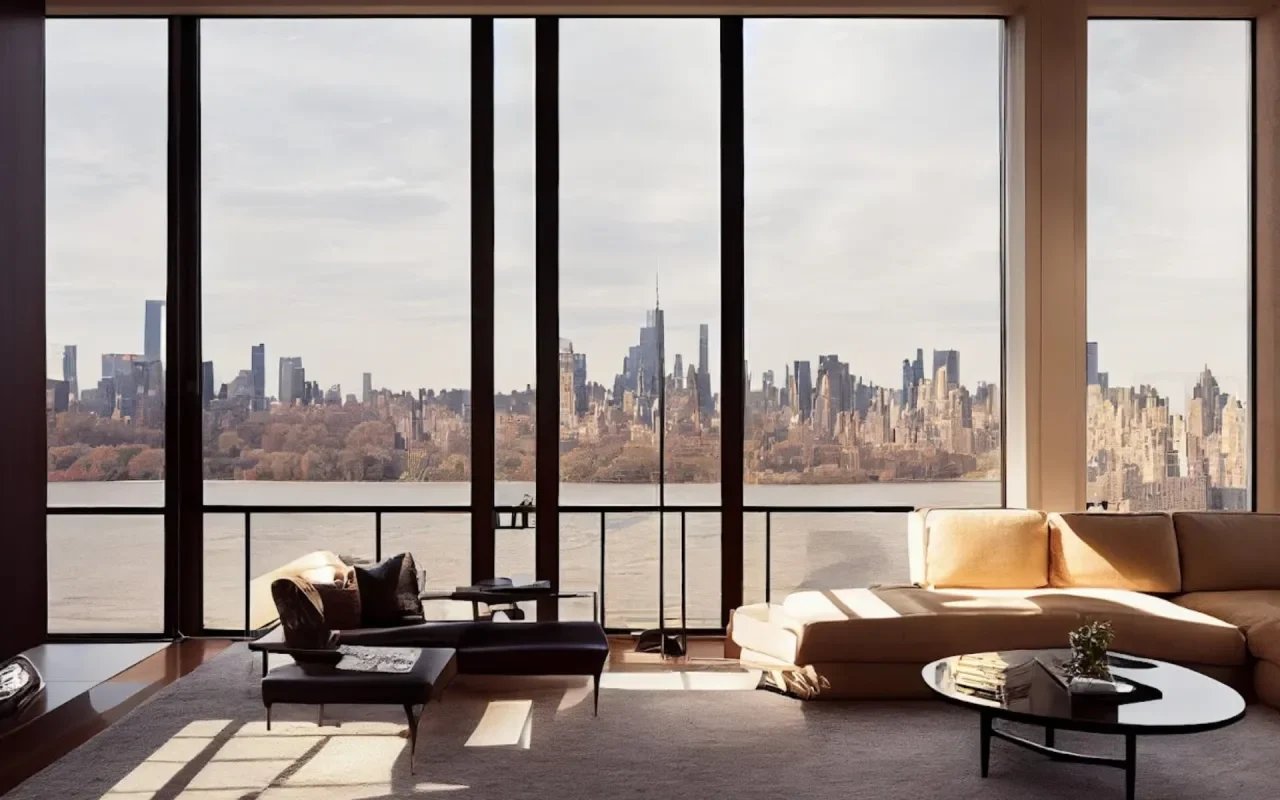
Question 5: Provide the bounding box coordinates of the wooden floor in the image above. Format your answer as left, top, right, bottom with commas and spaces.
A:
0, 635, 727, 795
0, 639, 231, 796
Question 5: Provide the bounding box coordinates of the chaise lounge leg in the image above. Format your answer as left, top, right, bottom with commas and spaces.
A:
593, 673, 601, 717
265, 704, 272, 731
317, 704, 324, 726
403, 703, 421, 774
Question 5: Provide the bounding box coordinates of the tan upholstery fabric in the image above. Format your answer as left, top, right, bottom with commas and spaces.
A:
1174, 512, 1280, 591
1048, 512, 1181, 592
728, 602, 801, 664
1173, 590, 1280, 663
764, 586, 1246, 666
1257, 659, 1280, 709
922, 509, 1049, 589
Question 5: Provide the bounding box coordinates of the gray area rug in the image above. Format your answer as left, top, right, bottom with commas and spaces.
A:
10, 644, 1280, 799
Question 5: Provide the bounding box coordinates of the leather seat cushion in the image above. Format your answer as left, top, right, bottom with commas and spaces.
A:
262, 647, 456, 706
338, 620, 610, 676
458, 622, 609, 676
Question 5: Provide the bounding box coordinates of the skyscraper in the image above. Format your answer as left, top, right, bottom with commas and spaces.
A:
1086, 341, 1100, 386
793, 360, 813, 422
698, 323, 711, 416
573, 352, 588, 415
559, 339, 577, 433
673, 354, 684, 390
62, 345, 78, 401
201, 361, 214, 409
698, 324, 709, 380
279, 356, 303, 406
932, 349, 960, 389
363, 372, 373, 405
251, 344, 265, 411
144, 300, 165, 364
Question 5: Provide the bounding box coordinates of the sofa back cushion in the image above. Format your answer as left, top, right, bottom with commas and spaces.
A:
1175, 513, 1280, 591
1048, 512, 1181, 592
916, 509, 1049, 589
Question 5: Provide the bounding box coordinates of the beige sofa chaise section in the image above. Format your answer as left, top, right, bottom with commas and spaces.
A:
729, 509, 1260, 701
1168, 512, 1280, 708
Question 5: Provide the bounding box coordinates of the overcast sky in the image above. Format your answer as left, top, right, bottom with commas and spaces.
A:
45, 17, 1249, 409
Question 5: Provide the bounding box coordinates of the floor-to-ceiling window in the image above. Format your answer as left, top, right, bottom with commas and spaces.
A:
493, 18, 539, 592
45, 19, 169, 633
36, 13, 1205, 638
742, 19, 1004, 602
559, 19, 721, 629
200, 19, 472, 628
1087, 20, 1251, 512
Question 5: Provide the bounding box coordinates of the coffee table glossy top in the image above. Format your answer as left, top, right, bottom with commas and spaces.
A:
923, 650, 1245, 735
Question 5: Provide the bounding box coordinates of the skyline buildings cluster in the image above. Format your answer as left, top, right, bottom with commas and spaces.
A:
1087, 346, 1249, 511
46, 297, 1249, 509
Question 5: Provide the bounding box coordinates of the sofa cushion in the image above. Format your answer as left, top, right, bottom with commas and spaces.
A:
1048, 512, 1181, 593
313, 575, 363, 631
1173, 590, 1280, 663
729, 603, 803, 664
1174, 513, 1280, 591
1257, 660, 1280, 709
748, 586, 1246, 667
269, 576, 339, 660
922, 509, 1048, 589
354, 553, 423, 627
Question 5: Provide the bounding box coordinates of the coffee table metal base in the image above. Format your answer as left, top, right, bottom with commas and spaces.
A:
979, 711, 1138, 800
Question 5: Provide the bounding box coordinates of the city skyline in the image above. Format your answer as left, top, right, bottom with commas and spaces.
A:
50, 294, 1243, 423
44, 19, 1248, 411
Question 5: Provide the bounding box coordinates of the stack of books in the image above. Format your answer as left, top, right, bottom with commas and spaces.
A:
951, 653, 1015, 702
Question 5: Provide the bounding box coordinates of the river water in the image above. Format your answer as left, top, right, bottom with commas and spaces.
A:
47, 480, 999, 633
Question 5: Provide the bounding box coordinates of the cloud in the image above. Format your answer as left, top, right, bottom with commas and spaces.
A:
45, 17, 1250, 409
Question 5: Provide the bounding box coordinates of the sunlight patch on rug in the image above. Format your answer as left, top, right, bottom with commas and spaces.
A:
465, 700, 534, 748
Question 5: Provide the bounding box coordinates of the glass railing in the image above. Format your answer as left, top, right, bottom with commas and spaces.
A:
47, 503, 914, 637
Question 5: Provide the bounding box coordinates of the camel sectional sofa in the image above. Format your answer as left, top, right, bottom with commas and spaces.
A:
729, 509, 1280, 706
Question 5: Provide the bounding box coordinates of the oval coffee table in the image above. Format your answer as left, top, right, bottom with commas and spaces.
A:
923, 649, 1245, 800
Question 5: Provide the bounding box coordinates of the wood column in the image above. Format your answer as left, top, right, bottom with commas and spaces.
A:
1255, 9, 1280, 510
0, 0, 47, 659
1003, 0, 1089, 511
471, 17, 497, 582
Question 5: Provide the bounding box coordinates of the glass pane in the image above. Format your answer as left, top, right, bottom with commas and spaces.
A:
45, 19, 168, 634
1087, 21, 1251, 511
49, 515, 164, 634
383, 513, 472, 620
746, 512, 912, 604
203, 513, 245, 630
201, 19, 471, 519
495, 19, 537, 508
248, 513, 374, 628
600, 513, 660, 630
560, 19, 721, 628
744, 20, 1003, 512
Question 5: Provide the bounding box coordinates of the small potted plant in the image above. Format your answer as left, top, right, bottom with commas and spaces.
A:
1064, 620, 1117, 693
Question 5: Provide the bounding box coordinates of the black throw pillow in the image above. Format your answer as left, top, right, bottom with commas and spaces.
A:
270, 576, 340, 668
354, 553, 423, 626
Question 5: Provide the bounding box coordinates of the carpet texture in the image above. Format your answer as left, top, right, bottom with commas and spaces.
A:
9, 644, 1280, 799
